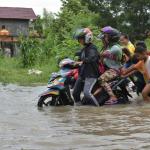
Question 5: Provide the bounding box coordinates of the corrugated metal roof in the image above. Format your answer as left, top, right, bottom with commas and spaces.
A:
0, 7, 37, 20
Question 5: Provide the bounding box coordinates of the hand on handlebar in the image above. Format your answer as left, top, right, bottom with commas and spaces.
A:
74, 61, 83, 66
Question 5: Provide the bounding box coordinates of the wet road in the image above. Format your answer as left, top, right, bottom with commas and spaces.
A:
1, 84, 150, 150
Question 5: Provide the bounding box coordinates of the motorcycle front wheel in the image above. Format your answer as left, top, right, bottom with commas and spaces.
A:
37, 95, 62, 107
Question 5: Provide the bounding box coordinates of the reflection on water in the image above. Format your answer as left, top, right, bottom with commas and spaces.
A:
0, 84, 150, 150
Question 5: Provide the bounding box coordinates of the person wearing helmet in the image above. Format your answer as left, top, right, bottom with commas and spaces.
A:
97, 26, 122, 105
73, 28, 100, 106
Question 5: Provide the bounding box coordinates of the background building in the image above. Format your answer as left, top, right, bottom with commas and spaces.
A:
0, 7, 37, 56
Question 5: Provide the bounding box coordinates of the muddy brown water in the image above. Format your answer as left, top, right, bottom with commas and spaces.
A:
1, 84, 150, 150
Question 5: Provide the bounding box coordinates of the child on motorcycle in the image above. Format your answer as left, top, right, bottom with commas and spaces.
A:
97, 26, 122, 105
122, 46, 150, 101
120, 33, 135, 56
73, 28, 100, 106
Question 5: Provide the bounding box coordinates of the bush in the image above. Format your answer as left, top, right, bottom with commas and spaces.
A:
19, 37, 43, 67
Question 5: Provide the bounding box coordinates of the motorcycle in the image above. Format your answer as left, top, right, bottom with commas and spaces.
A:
82, 76, 133, 106
38, 58, 135, 107
37, 58, 78, 107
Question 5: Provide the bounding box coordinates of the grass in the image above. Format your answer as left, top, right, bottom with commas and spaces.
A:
0, 57, 57, 86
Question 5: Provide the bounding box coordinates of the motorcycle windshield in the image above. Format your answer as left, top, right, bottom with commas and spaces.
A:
48, 68, 71, 84
59, 68, 71, 77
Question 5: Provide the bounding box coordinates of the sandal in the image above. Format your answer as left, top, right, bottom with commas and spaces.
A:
105, 98, 118, 105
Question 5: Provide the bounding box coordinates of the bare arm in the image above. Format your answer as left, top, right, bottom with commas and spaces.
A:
122, 65, 137, 76
121, 70, 137, 78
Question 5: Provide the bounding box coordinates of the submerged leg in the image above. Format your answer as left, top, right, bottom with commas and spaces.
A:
142, 83, 150, 101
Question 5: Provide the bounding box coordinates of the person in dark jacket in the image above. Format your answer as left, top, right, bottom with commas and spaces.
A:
73, 28, 100, 106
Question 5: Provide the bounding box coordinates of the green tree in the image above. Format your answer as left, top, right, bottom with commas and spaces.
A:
51, 0, 102, 59
82, 0, 150, 40
51, 0, 99, 43
20, 0, 103, 67
33, 15, 43, 37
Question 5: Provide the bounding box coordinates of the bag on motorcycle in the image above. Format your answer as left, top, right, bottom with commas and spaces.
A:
98, 62, 105, 74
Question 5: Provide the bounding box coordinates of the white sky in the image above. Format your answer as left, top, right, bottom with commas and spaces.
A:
0, 0, 62, 15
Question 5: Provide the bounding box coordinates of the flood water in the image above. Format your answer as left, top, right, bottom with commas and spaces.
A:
1, 84, 150, 150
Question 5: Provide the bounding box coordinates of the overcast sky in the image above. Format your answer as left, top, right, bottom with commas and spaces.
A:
0, 0, 62, 15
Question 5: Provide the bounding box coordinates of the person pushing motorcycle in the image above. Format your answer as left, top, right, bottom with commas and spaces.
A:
73, 28, 100, 106
97, 26, 122, 105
